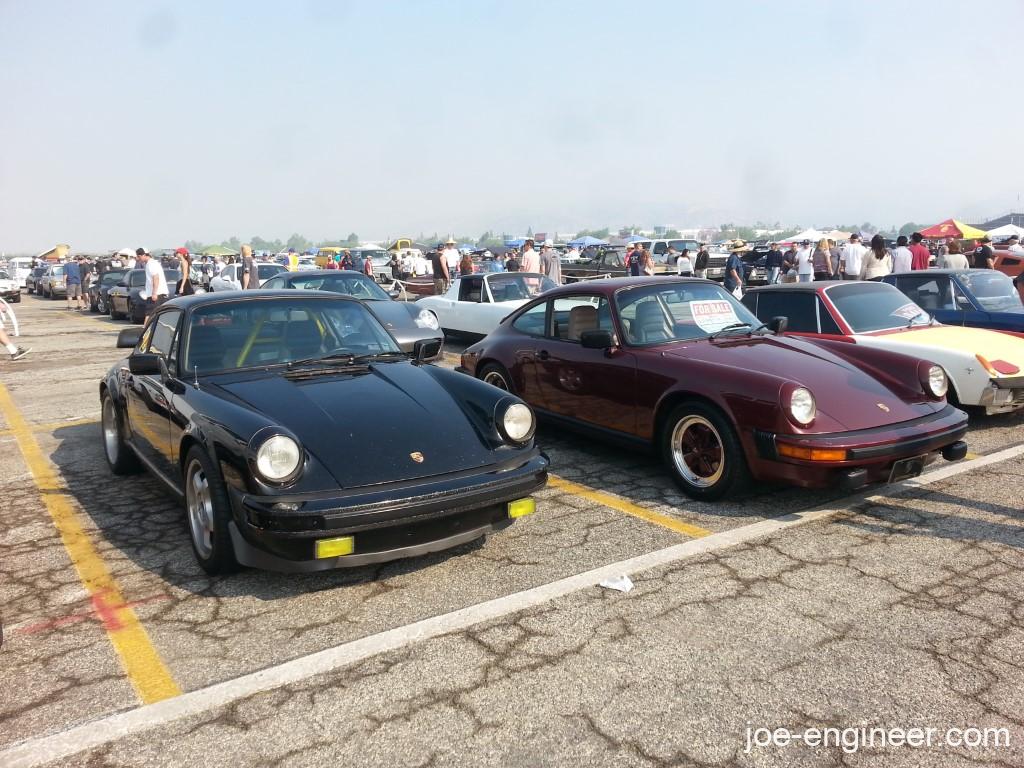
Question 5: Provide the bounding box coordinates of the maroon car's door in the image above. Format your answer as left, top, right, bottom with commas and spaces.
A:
534, 296, 637, 434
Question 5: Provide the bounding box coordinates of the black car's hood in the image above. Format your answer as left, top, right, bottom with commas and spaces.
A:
211, 363, 494, 487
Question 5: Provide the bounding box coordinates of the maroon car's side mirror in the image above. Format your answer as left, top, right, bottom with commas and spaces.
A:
580, 329, 615, 349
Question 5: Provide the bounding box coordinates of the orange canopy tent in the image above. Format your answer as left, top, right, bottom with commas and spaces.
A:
918, 219, 987, 240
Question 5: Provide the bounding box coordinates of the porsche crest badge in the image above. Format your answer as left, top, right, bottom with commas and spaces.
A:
409, 451, 425, 463
876, 403, 890, 412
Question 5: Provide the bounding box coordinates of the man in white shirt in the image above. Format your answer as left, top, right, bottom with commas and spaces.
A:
1006, 235, 1024, 255
891, 235, 913, 273
840, 233, 867, 280
401, 251, 415, 279
795, 240, 814, 282
441, 239, 460, 276
136, 247, 169, 318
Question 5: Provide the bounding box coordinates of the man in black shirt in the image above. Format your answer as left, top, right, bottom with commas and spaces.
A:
429, 244, 449, 294
765, 242, 785, 284
973, 235, 995, 269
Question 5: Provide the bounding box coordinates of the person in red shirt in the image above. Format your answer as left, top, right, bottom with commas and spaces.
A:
908, 232, 931, 270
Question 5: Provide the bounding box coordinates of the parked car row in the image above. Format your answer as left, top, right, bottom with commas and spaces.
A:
97, 270, 1023, 577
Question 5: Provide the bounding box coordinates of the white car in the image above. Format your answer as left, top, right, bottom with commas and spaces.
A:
210, 262, 287, 291
417, 272, 556, 338
0, 269, 21, 303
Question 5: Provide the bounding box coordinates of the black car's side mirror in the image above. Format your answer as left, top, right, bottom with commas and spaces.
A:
413, 338, 443, 364
116, 280, 128, 287
128, 352, 165, 377
768, 316, 788, 334
117, 328, 143, 348
955, 294, 972, 309
580, 329, 615, 349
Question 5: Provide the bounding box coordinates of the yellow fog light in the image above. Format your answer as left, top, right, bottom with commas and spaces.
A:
315, 536, 355, 559
508, 498, 536, 519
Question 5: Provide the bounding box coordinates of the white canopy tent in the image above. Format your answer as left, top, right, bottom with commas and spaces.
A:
781, 228, 827, 244
986, 224, 1024, 239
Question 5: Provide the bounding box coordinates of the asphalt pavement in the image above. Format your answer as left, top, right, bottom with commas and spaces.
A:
1, 292, 1022, 768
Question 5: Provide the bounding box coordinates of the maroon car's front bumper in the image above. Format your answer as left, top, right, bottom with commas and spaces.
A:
746, 405, 969, 490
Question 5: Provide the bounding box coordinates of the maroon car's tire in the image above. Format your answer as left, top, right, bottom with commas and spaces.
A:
183, 446, 239, 576
479, 363, 514, 393
101, 393, 141, 475
661, 402, 748, 501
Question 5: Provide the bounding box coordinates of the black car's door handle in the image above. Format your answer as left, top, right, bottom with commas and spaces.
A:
537, 350, 550, 361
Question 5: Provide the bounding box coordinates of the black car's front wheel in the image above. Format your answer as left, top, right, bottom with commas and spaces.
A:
479, 363, 514, 393
661, 402, 748, 501
101, 393, 141, 475
183, 446, 239, 575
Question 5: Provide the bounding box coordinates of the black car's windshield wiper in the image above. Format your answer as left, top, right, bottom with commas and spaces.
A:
709, 322, 756, 340
351, 351, 409, 363
286, 352, 360, 369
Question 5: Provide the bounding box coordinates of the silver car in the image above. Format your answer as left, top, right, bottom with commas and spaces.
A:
260, 270, 443, 357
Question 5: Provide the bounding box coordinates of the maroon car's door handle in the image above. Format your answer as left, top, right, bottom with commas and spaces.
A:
537, 350, 550, 361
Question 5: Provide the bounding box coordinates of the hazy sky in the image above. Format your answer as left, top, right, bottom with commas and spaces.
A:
2, 0, 1023, 252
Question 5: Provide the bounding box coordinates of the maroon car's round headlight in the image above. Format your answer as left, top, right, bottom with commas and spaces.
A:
921, 363, 948, 399
783, 385, 816, 427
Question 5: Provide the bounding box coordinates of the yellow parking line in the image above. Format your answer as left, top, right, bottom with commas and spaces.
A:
548, 475, 712, 538
0, 383, 180, 704
0, 417, 99, 438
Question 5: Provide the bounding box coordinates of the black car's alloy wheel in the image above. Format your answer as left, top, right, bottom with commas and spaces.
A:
479, 363, 514, 393
183, 446, 239, 575
101, 394, 141, 475
661, 402, 748, 501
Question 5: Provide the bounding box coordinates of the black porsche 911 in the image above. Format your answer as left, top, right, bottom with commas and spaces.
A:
100, 291, 548, 574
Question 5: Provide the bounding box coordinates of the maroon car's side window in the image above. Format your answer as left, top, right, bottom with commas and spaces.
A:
512, 302, 548, 337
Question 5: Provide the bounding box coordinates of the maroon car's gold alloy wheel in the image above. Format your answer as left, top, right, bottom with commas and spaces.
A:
671, 415, 725, 488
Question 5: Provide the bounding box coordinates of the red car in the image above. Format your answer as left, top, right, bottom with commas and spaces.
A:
459, 277, 968, 500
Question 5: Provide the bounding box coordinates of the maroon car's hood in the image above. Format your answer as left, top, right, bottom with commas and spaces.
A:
657, 335, 940, 431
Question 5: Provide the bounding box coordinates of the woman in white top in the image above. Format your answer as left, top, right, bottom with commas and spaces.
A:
675, 248, 693, 277
860, 234, 893, 280
939, 239, 970, 270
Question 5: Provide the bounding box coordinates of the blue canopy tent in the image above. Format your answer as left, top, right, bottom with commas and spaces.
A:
567, 235, 609, 247
505, 238, 526, 248
457, 243, 477, 252
623, 234, 646, 243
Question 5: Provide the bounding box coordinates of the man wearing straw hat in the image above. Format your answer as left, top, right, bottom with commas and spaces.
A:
442, 237, 461, 277
724, 240, 749, 296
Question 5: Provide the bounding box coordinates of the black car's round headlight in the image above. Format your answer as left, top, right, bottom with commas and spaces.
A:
250, 431, 304, 484
495, 399, 536, 444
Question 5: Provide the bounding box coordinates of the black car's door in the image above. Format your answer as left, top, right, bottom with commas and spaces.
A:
125, 308, 183, 479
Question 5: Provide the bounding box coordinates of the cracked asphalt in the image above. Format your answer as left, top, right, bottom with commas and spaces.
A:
1, 292, 1022, 767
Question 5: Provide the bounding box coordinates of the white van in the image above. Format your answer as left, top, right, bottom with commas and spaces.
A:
8, 256, 34, 288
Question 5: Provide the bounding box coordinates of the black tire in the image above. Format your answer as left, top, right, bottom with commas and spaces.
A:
97, 295, 108, 314
11, 294, 20, 303
101, 393, 141, 475
660, 401, 749, 501
49, 288, 58, 300
89, 297, 98, 312
182, 446, 239, 575
26, 284, 34, 295
131, 307, 145, 324
110, 301, 125, 320
479, 362, 514, 393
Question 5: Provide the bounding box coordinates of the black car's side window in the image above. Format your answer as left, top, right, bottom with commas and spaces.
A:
263, 277, 285, 289
148, 309, 183, 375
512, 301, 548, 336
751, 292, 818, 333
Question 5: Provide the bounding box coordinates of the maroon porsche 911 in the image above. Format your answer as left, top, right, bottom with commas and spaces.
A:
459, 277, 968, 500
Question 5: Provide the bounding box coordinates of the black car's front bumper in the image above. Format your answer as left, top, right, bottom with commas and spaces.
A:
226, 452, 549, 572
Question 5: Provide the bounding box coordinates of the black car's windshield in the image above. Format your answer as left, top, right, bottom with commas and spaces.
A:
184, 298, 402, 374
101, 270, 127, 285
615, 282, 763, 345
486, 273, 556, 301
285, 273, 391, 300
826, 282, 931, 332
958, 271, 1024, 313
257, 264, 286, 281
